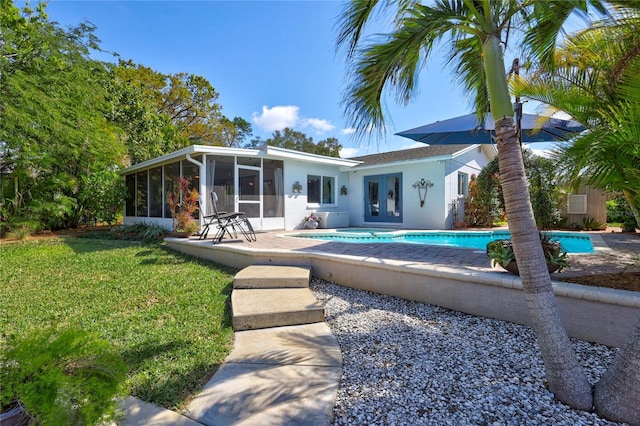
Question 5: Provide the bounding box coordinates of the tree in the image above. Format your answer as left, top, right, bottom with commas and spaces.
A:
218, 116, 253, 147
336, 0, 640, 420
245, 128, 343, 157
470, 150, 564, 229
111, 60, 252, 161
0, 2, 126, 229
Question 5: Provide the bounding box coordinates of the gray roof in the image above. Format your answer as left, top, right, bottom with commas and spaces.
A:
348, 144, 474, 166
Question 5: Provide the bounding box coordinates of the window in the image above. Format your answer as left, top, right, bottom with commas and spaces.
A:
307, 175, 335, 204
458, 172, 469, 196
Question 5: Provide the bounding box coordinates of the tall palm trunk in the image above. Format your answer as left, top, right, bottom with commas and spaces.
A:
594, 316, 640, 423
483, 35, 593, 410
622, 189, 640, 230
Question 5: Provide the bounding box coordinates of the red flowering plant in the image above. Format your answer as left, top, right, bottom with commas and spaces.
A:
167, 177, 199, 233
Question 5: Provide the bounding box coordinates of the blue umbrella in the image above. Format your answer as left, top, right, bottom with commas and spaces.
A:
396, 112, 585, 145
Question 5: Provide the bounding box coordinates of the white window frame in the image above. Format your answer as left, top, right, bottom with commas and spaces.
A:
457, 172, 469, 197
307, 174, 337, 206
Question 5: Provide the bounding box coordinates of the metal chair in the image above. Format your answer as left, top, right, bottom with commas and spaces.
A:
202, 192, 256, 243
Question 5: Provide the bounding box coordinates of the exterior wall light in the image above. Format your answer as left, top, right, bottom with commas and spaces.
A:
292, 181, 303, 193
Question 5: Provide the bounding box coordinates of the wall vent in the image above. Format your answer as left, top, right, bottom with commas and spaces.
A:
567, 194, 587, 214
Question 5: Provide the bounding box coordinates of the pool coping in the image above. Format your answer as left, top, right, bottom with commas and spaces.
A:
166, 234, 639, 348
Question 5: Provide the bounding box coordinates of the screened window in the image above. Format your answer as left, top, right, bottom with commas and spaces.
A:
307, 175, 335, 205
164, 162, 180, 218
148, 166, 163, 218
125, 174, 135, 216
136, 171, 148, 217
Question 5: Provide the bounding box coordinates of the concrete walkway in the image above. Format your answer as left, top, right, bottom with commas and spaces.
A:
119, 265, 342, 426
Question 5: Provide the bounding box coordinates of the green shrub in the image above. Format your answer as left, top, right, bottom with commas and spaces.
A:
1, 327, 127, 425
607, 193, 637, 232
79, 223, 168, 242
582, 216, 604, 231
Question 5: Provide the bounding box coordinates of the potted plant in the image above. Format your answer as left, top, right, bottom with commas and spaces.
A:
167, 177, 199, 237
0, 326, 127, 426
487, 233, 569, 275
303, 213, 321, 229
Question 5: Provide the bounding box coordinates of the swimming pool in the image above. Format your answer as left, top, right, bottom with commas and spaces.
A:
289, 229, 594, 253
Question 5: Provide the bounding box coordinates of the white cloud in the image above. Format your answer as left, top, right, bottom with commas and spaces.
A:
340, 147, 360, 158
303, 118, 335, 133
342, 128, 356, 135
252, 105, 300, 133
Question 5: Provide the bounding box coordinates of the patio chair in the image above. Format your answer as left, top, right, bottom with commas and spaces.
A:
202, 192, 256, 243
198, 192, 228, 240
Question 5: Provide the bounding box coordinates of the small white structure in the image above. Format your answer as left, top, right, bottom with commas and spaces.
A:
121, 143, 495, 231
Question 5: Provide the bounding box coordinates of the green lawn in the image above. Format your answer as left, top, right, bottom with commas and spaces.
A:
0, 237, 236, 410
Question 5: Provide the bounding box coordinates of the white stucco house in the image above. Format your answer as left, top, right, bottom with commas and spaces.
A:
121, 143, 496, 231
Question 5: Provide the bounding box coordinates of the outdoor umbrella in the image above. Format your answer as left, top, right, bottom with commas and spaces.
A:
396, 112, 585, 145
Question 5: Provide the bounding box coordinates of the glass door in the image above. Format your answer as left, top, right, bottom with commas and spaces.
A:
364, 173, 402, 223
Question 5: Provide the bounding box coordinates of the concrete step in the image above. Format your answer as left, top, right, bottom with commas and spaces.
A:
232, 288, 325, 331
233, 265, 311, 289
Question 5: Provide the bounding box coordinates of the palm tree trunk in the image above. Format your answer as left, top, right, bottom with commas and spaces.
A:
483, 35, 593, 410
622, 189, 640, 230
594, 316, 640, 424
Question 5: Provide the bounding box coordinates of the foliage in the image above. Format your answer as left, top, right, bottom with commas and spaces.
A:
245, 128, 342, 157
0, 238, 235, 409
607, 192, 637, 232
486, 239, 516, 268
167, 177, 199, 233
487, 233, 569, 272
512, 10, 640, 230
465, 173, 503, 227
110, 60, 253, 163
472, 149, 564, 228
77, 170, 127, 226
0, 326, 127, 425
79, 223, 168, 242
0, 2, 126, 231
304, 213, 321, 223
582, 216, 604, 231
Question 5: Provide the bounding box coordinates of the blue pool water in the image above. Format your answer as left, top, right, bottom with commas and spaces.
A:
291, 229, 594, 253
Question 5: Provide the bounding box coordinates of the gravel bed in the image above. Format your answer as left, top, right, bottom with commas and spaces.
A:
310, 279, 623, 426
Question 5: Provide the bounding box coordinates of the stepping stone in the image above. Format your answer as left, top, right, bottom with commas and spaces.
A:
233, 265, 311, 289
232, 288, 324, 331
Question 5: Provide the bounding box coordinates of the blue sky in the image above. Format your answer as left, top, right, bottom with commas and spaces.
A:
36, 1, 551, 157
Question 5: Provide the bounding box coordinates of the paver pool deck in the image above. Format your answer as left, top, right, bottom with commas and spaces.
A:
206, 228, 639, 279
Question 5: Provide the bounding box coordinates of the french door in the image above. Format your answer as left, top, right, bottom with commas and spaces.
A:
364, 173, 402, 223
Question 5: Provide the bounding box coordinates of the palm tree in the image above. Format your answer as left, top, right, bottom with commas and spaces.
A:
512, 9, 640, 421
512, 10, 640, 228
336, 0, 635, 419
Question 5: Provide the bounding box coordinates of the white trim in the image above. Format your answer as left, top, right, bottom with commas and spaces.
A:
123, 145, 359, 174
347, 154, 454, 172
264, 146, 361, 167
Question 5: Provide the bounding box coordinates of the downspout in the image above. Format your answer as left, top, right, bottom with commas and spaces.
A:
185, 154, 205, 226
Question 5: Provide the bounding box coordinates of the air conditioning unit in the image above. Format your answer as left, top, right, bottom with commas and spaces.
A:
567, 194, 587, 214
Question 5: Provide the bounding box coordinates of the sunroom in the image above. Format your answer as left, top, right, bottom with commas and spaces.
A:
121, 145, 358, 232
